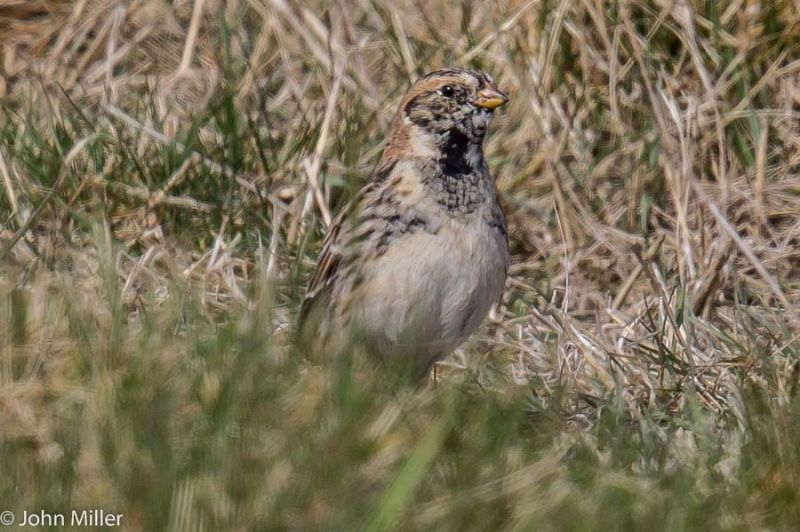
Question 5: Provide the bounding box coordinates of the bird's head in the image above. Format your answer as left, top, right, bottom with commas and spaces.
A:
399, 69, 508, 145
376, 69, 509, 177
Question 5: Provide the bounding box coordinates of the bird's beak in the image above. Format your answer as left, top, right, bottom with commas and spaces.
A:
473, 87, 509, 109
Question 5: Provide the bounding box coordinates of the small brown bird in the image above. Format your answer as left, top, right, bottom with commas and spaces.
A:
299, 68, 510, 378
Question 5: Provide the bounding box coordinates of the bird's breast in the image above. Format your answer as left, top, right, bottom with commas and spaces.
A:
352, 207, 508, 362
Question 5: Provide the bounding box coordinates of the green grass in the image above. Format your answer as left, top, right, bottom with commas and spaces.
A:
2, 0, 800, 529
2, 270, 800, 530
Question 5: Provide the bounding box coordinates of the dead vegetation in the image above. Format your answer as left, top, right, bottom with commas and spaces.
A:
2, 0, 800, 528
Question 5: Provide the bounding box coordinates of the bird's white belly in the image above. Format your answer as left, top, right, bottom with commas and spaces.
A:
353, 216, 507, 361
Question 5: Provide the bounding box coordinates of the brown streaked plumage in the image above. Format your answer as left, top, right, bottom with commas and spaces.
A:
299, 68, 510, 378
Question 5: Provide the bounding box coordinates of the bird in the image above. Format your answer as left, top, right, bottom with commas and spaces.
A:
298, 68, 510, 379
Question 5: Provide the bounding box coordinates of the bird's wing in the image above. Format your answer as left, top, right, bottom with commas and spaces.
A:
298, 163, 399, 326
298, 184, 372, 325
299, 211, 345, 324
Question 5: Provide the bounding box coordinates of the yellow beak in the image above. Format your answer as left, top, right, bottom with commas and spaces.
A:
473, 87, 509, 109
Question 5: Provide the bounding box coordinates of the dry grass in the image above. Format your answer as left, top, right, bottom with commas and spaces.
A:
2, 0, 800, 529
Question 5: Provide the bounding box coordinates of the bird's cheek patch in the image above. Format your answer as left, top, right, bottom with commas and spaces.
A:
407, 108, 434, 127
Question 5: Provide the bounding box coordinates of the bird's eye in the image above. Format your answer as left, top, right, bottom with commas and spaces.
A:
439, 85, 455, 98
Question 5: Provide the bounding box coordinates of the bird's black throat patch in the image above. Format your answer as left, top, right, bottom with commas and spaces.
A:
439, 128, 481, 176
